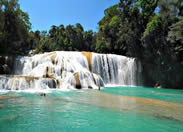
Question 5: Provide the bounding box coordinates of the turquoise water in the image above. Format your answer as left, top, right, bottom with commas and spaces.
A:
0, 87, 183, 132
103, 86, 183, 102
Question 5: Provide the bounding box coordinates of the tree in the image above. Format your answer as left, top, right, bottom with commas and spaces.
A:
49, 25, 57, 38
75, 23, 84, 50
96, 4, 121, 54
0, 0, 31, 55
118, 0, 143, 57
168, 18, 183, 63
84, 30, 96, 51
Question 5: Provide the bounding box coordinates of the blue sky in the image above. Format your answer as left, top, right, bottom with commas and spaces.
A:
19, 0, 119, 32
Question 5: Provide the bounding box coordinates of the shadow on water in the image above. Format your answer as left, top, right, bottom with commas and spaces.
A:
3, 114, 22, 123
0, 104, 3, 109
0, 94, 18, 110
154, 114, 183, 123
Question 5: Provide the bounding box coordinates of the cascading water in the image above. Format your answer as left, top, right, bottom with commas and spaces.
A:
0, 51, 139, 91
92, 53, 137, 86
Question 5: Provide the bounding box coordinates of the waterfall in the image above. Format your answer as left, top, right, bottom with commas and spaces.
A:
92, 53, 137, 86
0, 51, 139, 90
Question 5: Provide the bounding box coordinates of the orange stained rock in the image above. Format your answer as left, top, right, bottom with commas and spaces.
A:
120, 95, 180, 107
50, 54, 56, 64
56, 80, 61, 88
12, 76, 56, 88
82, 52, 92, 72
14, 76, 40, 80
74, 72, 81, 89
0, 95, 17, 100
12, 76, 40, 86
82, 52, 96, 84
41, 51, 56, 59
43, 66, 55, 79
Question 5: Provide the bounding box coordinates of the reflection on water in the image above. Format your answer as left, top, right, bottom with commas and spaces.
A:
0, 104, 3, 109
0, 87, 183, 132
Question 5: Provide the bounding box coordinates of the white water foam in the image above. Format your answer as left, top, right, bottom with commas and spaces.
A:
0, 51, 138, 91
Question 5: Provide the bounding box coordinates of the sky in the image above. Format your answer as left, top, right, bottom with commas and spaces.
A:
19, 0, 119, 32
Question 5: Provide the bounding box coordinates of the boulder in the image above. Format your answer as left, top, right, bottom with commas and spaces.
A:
2, 64, 11, 74
0, 56, 5, 65
40, 93, 46, 96
154, 83, 162, 89
0, 56, 15, 74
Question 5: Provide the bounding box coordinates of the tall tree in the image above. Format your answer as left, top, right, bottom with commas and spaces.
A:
0, 0, 31, 55
96, 4, 121, 54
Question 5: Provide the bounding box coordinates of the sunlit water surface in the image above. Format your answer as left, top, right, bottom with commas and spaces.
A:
0, 86, 183, 132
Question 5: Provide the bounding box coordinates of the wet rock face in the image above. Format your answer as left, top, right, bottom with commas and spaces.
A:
40, 93, 46, 96
74, 72, 81, 89
0, 56, 6, 65
0, 56, 5, 74
0, 56, 15, 74
82, 52, 92, 72
2, 64, 11, 74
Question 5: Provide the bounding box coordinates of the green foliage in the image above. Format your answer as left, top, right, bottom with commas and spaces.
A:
96, 0, 159, 57
167, 18, 183, 62
96, 4, 121, 54
168, 18, 183, 44
96, 0, 183, 88
137, 0, 159, 21
143, 15, 161, 37
158, 0, 183, 17
142, 11, 183, 88
33, 23, 96, 54
142, 15, 170, 87
0, 0, 31, 55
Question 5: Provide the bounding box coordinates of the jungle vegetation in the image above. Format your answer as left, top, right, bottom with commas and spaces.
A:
0, 0, 183, 89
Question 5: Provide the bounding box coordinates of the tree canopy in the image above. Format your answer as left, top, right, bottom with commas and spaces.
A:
0, 0, 31, 55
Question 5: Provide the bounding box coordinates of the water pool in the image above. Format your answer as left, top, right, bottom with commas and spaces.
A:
0, 86, 183, 132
